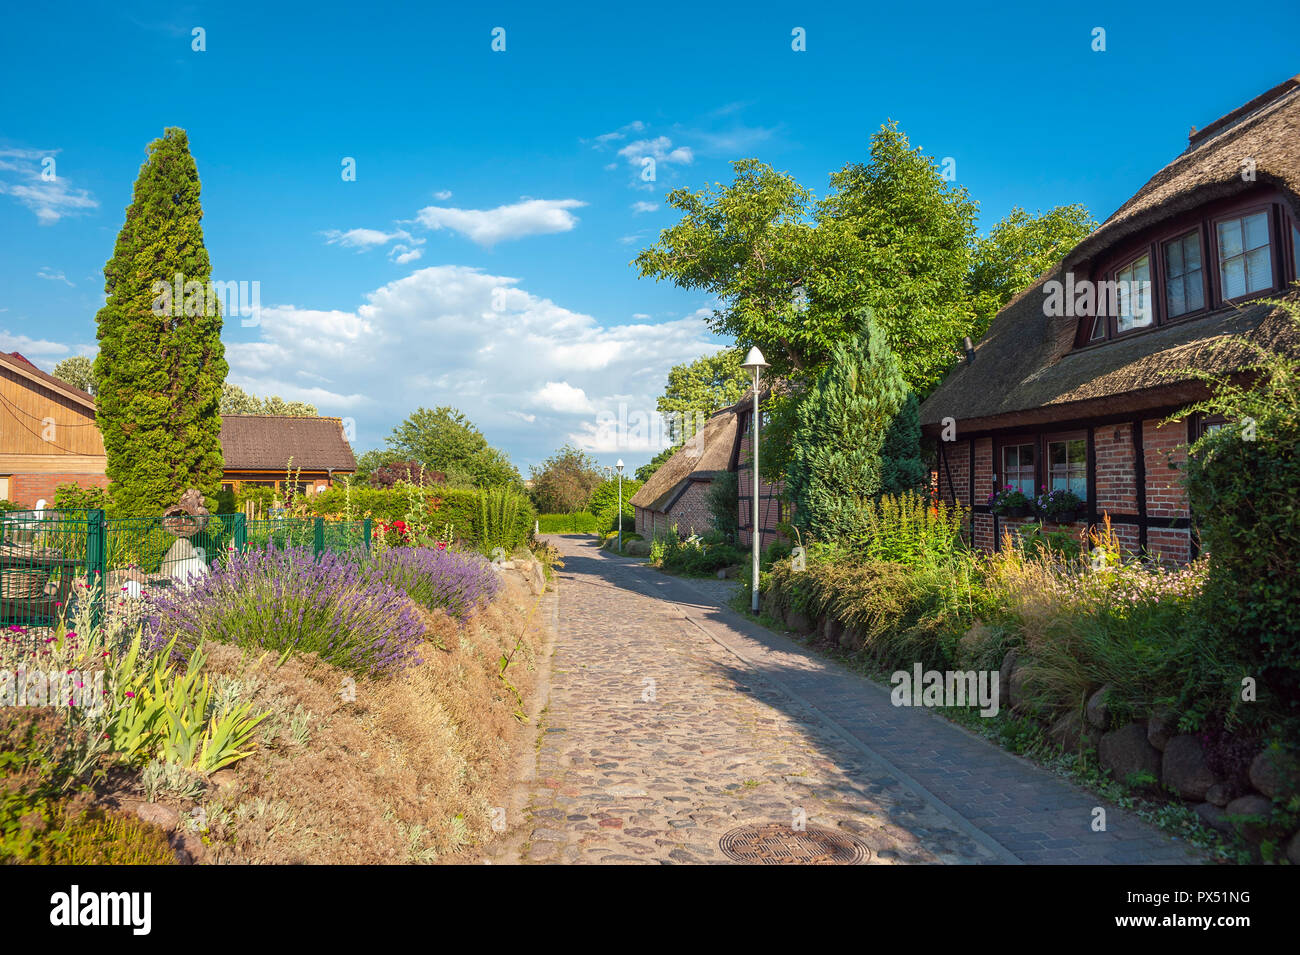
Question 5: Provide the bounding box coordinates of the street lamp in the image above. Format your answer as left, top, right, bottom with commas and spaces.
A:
740, 346, 769, 612
616, 459, 625, 553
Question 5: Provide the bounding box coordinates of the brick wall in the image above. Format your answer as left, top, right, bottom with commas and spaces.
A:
737, 418, 784, 549
1141, 418, 1192, 563
9, 472, 109, 508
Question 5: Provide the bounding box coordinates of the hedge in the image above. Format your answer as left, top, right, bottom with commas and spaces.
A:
537, 512, 599, 534
304, 485, 535, 551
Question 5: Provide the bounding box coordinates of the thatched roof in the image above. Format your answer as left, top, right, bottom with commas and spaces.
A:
921, 75, 1300, 432
630, 405, 741, 513
220, 415, 357, 472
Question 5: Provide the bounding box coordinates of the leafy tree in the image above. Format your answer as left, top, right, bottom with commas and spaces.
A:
220, 382, 318, 416
969, 204, 1096, 338
586, 476, 642, 533
706, 470, 740, 542
657, 349, 749, 441
636, 446, 676, 483
94, 128, 227, 515
52, 355, 97, 395
386, 406, 520, 487
786, 309, 920, 543
530, 445, 603, 513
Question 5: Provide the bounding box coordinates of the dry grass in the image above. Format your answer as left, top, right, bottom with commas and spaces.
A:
194, 567, 547, 864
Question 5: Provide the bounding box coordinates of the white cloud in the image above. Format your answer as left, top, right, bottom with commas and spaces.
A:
415, 198, 587, 247
224, 265, 720, 466
631, 201, 658, 214
0, 330, 71, 358
617, 136, 694, 169
389, 244, 424, 264
36, 268, 74, 286
532, 381, 594, 414
0, 148, 99, 224
433, 190, 453, 200
322, 227, 415, 250
591, 120, 645, 146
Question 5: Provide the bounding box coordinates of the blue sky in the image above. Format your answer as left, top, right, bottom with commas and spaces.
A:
2, 2, 1297, 474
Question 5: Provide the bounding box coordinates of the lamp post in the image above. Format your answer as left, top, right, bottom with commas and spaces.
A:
615, 459, 625, 553
740, 346, 769, 612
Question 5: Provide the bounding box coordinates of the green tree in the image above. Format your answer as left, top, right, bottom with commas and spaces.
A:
657, 349, 749, 441
51, 355, 97, 394
969, 204, 1096, 338
786, 309, 920, 543
636, 124, 980, 394
94, 128, 227, 515
220, 382, 318, 416
586, 476, 643, 533
529, 444, 603, 513
386, 406, 520, 487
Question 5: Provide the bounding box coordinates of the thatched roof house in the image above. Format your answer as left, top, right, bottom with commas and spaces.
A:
920, 75, 1300, 562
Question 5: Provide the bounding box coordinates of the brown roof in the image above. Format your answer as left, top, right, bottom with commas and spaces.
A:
1, 352, 96, 409
921, 77, 1300, 432
219, 415, 357, 472
630, 405, 741, 512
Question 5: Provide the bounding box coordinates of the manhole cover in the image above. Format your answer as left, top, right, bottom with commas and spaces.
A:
719, 824, 871, 865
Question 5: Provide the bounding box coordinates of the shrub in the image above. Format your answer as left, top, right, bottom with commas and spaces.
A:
1181, 301, 1300, 709
537, 512, 599, 534
369, 546, 499, 621
653, 531, 744, 576
148, 545, 426, 677
304, 485, 535, 551
706, 470, 739, 541
855, 492, 966, 567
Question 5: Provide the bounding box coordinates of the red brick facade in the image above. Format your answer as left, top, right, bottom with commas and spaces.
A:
936, 415, 1195, 563
8, 472, 109, 508
736, 407, 785, 550
634, 478, 716, 539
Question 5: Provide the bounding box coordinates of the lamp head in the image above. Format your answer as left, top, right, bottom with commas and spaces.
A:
740, 346, 769, 373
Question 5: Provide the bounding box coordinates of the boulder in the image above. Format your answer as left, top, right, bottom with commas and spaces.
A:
1085, 685, 1113, 730
1194, 802, 1232, 834
1161, 735, 1217, 801
784, 609, 814, 634
1146, 709, 1176, 751
136, 802, 180, 831
1098, 723, 1162, 789
1048, 710, 1099, 755
1205, 783, 1232, 807
525, 560, 546, 595
822, 617, 843, 646
625, 539, 652, 557
998, 649, 1019, 710
838, 627, 863, 651
1249, 749, 1300, 800
1224, 794, 1277, 844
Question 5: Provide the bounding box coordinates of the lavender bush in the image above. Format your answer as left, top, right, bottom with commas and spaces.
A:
368, 546, 499, 621
148, 545, 424, 677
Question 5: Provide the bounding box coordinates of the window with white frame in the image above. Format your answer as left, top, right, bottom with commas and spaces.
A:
1216, 211, 1273, 299
1115, 254, 1154, 332
1047, 436, 1087, 499
1163, 230, 1205, 318
1001, 443, 1036, 497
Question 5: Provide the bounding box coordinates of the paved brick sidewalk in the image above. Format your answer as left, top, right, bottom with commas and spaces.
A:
496, 535, 1204, 865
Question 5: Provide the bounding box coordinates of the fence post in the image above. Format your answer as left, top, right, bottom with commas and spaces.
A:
233, 513, 247, 553
86, 509, 107, 635
363, 517, 372, 553
313, 516, 324, 557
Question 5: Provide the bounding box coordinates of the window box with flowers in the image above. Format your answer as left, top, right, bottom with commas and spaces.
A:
1034, 488, 1084, 524
988, 486, 1032, 518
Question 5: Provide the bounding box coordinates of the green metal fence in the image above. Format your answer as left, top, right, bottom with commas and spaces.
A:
0, 510, 372, 632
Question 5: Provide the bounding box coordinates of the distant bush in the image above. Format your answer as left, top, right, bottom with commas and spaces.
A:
538, 512, 599, 534
652, 531, 744, 576
304, 485, 535, 552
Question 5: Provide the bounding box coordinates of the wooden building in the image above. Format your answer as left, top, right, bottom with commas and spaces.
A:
0, 351, 356, 507
919, 76, 1300, 562
0, 351, 107, 507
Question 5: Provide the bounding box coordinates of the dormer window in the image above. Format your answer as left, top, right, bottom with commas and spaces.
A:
1114, 254, 1154, 333
1076, 193, 1297, 349
1215, 211, 1272, 299
1162, 230, 1206, 318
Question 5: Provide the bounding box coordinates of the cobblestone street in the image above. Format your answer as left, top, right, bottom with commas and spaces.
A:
487, 536, 1204, 865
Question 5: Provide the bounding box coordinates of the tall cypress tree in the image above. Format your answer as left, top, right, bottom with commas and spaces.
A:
94, 128, 227, 515
786, 308, 923, 543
